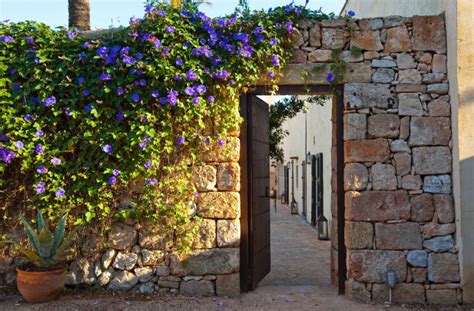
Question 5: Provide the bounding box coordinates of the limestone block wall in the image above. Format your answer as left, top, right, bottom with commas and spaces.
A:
284, 15, 460, 304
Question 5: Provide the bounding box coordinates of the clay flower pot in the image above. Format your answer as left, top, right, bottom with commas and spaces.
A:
16, 266, 67, 303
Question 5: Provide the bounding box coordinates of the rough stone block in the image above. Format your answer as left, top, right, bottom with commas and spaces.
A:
348, 250, 407, 283
372, 283, 426, 304
426, 289, 458, 305
413, 147, 452, 175
199, 137, 240, 163
192, 165, 217, 192
341, 51, 364, 63
192, 219, 216, 249
396, 84, 427, 93
428, 98, 451, 117
433, 195, 454, 224
343, 62, 373, 83
180, 280, 215, 296
372, 68, 395, 83
411, 268, 427, 283
345, 190, 410, 222
171, 248, 239, 276
371, 59, 396, 68
402, 175, 422, 190
345, 222, 373, 249
108, 223, 138, 250
308, 49, 332, 62
384, 25, 412, 52
394, 153, 411, 176
375, 223, 422, 250
345, 279, 371, 303
134, 267, 153, 283
322, 28, 349, 49
217, 219, 240, 247
344, 163, 369, 191
424, 175, 452, 194
432, 54, 447, 73
289, 49, 307, 63
216, 273, 240, 297
398, 93, 423, 117
410, 194, 434, 222
197, 192, 240, 219
309, 23, 321, 47
113, 252, 138, 271
108, 271, 138, 291
344, 113, 367, 141
422, 223, 456, 239
398, 69, 422, 84
344, 139, 390, 163
351, 30, 383, 51
102, 249, 117, 270
344, 83, 394, 109
368, 114, 400, 138
141, 249, 165, 266
423, 235, 455, 252
412, 16, 446, 54
422, 73, 446, 84
217, 163, 240, 191
428, 253, 460, 283
407, 250, 428, 267
409, 117, 451, 146
396, 53, 416, 69
371, 164, 397, 191
139, 225, 172, 250
391, 139, 411, 153
427, 83, 449, 95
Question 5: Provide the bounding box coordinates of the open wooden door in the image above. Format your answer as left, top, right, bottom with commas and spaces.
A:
240, 95, 271, 291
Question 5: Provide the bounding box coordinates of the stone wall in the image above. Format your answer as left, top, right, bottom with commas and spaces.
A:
280, 15, 460, 304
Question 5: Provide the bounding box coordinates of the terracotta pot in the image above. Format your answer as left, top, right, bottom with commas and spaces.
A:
16, 266, 67, 303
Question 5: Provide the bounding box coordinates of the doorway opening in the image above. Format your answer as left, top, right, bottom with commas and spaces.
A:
240, 85, 345, 295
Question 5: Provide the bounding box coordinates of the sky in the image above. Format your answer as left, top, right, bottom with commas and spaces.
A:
0, 0, 346, 29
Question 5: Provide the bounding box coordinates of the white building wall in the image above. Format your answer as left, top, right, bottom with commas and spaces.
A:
280, 97, 333, 229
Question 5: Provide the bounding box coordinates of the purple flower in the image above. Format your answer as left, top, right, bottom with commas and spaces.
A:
269, 38, 277, 46
14, 141, 24, 149
113, 169, 120, 176
136, 53, 143, 59
166, 26, 175, 33
116, 111, 124, 121
256, 35, 265, 43
139, 79, 146, 86
102, 144, 113, 154
152, 38, 161, 48
35, 144, 44, 155
83, 90, 90, 96
55, 189, 65, 197
36, 182, 45, 194
272, 54, 280, 67
139, 141, 147, 149
26, 36, 34, 44
13, 82, 20, 90
0, 147, 16, 163
167, 90, 178, 106
131, 93, 140, 102
51, 157, 61, 165
146, 178, 157, 185
117, 87, 125, 95
254, 26, 264, 35
96, 46, 108, 58
185, 86, 196, 96
326, 72, 335, 83
175, 58, 183, 66
35, 130, 44, 137
43, 96, 56, 107
205, 136, 210, 145
24, 114, 32, 122
162, 47, 170, 56
193, 97, 200, 105
268, 71, 275, 79
37, 166, 47, 174
348, 10, 356, 17
286, 21, 295, 34
83, 41, 91, 49
144, 161, 152, 169
79, 53, 86, 61
100, 73, 112, 81
193, 192, 200, 198
108, 176, 117, 185
77, 76, 85, 84
218, 139, 226, 146
151, 90, 159, 98
0, 35, 13, 43
30, 97, 39, 104
122, 55, 135, 65
85, 104, 92, 113
141, 115, 147, 122
64, 109, 72, 117
186, 70, 198, 81
177, 136, 185, 145
196, 85, 206, 95
208, 96, 215, 103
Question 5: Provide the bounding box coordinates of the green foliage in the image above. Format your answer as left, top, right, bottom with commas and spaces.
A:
269, 95, 327, 165
5, 209, 77, 267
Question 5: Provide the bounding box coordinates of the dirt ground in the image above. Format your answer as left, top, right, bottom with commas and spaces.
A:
1, 205, 472, 311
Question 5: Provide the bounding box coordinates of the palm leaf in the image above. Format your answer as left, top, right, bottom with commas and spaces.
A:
37, 208, 46, 231
50, 214, 67, 258
19, 215, 41, 256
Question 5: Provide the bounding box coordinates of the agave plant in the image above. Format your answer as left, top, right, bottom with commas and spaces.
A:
6, 210, 77, 268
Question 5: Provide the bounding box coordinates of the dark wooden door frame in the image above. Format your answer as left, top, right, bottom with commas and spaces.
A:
240, 85, 346, 294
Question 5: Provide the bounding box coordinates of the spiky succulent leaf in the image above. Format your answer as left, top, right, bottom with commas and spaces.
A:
1, 241, 50, 267
38, 227, 54, 259
50, 214, 67, 258
19, 215, 41, 256
53, 226, 78, 261
37, 208, 46, 231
